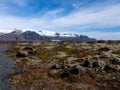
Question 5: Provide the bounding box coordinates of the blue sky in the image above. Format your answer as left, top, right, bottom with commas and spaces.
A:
0, 0, 120, 40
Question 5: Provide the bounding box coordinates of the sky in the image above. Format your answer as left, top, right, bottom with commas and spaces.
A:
0, 0, 120, 40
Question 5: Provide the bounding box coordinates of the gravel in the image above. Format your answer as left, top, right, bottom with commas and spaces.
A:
0, 45, 15, 90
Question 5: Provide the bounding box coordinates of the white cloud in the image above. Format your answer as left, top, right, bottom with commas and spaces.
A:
72, 0, 89, 9
52, 3, 120, 28
43, 8, 64, 18
81, 31, 120, 40
0, 1, 120, 40
11, 0, 26, 6
72, 3, 79, 9
9, 0, 28, 6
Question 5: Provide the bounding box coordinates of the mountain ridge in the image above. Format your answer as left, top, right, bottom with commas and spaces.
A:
0, 29, 96, 41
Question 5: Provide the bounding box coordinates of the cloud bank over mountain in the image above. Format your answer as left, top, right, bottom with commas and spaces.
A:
0, 0, 120, 40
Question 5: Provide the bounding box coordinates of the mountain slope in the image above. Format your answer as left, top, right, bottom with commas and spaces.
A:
0, 30, 50, 41
22, 31, 50, 41
0, 30, 24, 41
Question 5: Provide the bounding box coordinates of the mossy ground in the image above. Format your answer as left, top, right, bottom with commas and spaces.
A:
7, 41, 120, 90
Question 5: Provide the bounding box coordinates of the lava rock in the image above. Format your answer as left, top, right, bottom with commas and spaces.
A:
98, 47, 110, 52
43, 60, 58, 68
61, 72, 70, 78
23, 46, 37, 55
111, 58, 120, 65
16, 51, 28, 57
70, 65, 86, 76
51, 64, 61, 70
104, 65, 119, 72
93, 61, 100, 68
82, 60, 92, 68
93, 60, 106, 69
23, 47, 34, 51
28, 50, 36, 55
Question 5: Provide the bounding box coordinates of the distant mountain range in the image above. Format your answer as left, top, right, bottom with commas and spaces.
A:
0, 29, 96, 41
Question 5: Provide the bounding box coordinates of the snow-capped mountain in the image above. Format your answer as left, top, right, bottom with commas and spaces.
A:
38, 30, 57, 36
21, 28, 80, 37
37, 30, 81, 37
0, 29, 96, 41
10, 30, 23, 35
0, 33, 4, 36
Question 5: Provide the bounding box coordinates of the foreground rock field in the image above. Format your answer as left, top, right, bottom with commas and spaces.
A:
7, 41, 120, 90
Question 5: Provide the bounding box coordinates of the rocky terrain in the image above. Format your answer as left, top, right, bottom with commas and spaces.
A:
7, 41, 120, 90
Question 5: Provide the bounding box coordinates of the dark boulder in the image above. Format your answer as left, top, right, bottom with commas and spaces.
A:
98, 47, 110, 52
23, 47, 37, 55
82, 60, 92, 68
16, 51, 28, 57
61, 72, 70, 78
51, 64, 61, 70
70, 65, 86, 76
111, 58, 120, 65
43, 60, 58, 68
28, 50, 36, 55
92, 61, 100, 68
23, 47, 34, 51
104, 65, 119, 72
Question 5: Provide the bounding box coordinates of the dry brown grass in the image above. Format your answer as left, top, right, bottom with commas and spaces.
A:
7, 41, 120, 90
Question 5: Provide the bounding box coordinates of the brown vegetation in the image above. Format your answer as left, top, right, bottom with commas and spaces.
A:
7, 41, 120, 90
